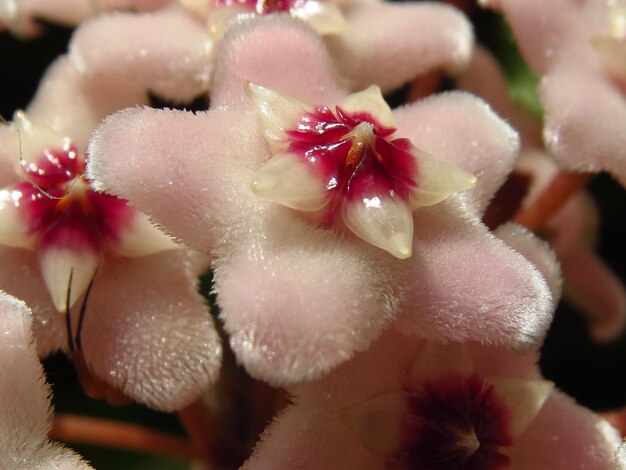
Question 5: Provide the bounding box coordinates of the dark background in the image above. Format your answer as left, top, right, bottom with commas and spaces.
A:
2, 3, 626, 468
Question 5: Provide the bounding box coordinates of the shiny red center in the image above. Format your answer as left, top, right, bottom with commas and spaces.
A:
13, 144, 134, 252
214, 0, 308, 14
286, 106, 417, 221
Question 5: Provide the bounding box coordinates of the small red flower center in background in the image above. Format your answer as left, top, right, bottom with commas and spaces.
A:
394, 375, 514, 469
0, 113, 176, 312
215, 0, 302, 14
247, 83, 476, 258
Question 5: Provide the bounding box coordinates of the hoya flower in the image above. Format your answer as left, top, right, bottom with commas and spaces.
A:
481, 0, 626, 187
0, 57, 221, 411
0, 291, 92, 469
242, 328, 622, 469
88, 17, 553, 385
460, 47, 626, 341
66, 0, 472, 105
0, 0, 174, 37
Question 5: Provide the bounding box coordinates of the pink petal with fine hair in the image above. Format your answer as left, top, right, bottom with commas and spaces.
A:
80, 250, 221, 411
541, 64, 626, 185
0, 247, 65, 357
495, 222, 562, 307
392, 91, 520, 216
211, 17, 346, 108
0, 291, 92, 469
242, 407, 383, 470
1, 0, 173, 37
393, 203, 553, 348
87, 107, 262, 250
27, 57, 147, 150
457, 46, 543, 148
326, 2, 473, 92
69, 8, 213, 103
490, 0, 605, 73
217, 211, 396, 385
508, 391, 621, 469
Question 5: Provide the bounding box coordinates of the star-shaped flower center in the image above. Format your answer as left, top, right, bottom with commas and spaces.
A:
0, 112, 176, 311
247, 83, 476, 258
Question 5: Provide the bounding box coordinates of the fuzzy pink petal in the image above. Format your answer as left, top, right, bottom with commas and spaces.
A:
80, 250, 221, 411
69, 7, 213, 103
27, 57, 147, 150
394, 202, 553, 349
457, 46, 543, 148
0, 246, 65, 357
211, 16, 346, 109
1, 0, 173, 37
326, 2, 473, 92
87, 107, 260, 250
0, 292, 92, 469
392, 91, 520, 216
541, 63, 626, 185
216, 211, 396, 385
242, 406, 383, 470
491, 0, 604, 73
495, 222, 562, 307
508, 390, 621, 469
562, 243, 626, 341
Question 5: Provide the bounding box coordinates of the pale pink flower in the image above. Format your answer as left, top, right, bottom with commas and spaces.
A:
461, 47, 626, 341
242, 327, 622, 469
0, 290, 92, 469
87, 17, 553, 386
65, 0, 473, 105
0, 57, 222, 411
481, 0, 626, 186
0, 0, 174, 37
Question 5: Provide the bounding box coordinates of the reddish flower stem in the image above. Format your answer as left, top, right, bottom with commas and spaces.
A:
178, 401, 218, 463
407, 70, 443, 102
513, 171, 593, 231
51, 414, 199, 460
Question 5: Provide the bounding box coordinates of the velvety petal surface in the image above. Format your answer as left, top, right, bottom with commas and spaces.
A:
0, 246, 66, 357
541, 63, 626, 185
393, 202, 553, 349
508, 391, 621, 469
69, 7, 213, 103
26, 57, 146, 150
494, 222, 562, 308
80, 250, 222, 411
1, 0, 173, 36
326, 2, 473, 92
392, 91, 520, 216
211, 16, 346, 108
0, 291, 92, 469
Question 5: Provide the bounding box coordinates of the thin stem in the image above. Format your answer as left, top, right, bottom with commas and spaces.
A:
513, 171, 593, 232
178, 401, 217, 463
51, 414, 200, 460
407, 70, 442, 103
65, 269, 75, 353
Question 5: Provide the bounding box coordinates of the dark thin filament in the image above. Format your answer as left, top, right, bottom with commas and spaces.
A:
65, 269, 76, 352
75, 268, 98, 350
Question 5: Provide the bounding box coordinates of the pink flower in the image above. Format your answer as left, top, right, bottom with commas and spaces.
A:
0, 0, 175, 37
0, 57, 222, 411
87, 17, 553, 385
241, 328, 622, 469
461, 47, 626, 341
0, 291, 92, 469
64, 0, 473, 105
481, 0, 626, 186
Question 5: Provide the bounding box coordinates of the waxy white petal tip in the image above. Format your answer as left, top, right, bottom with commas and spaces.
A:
339, 85, 395, 129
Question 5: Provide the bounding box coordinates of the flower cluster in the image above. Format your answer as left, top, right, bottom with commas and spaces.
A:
1, 0, 625, 468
